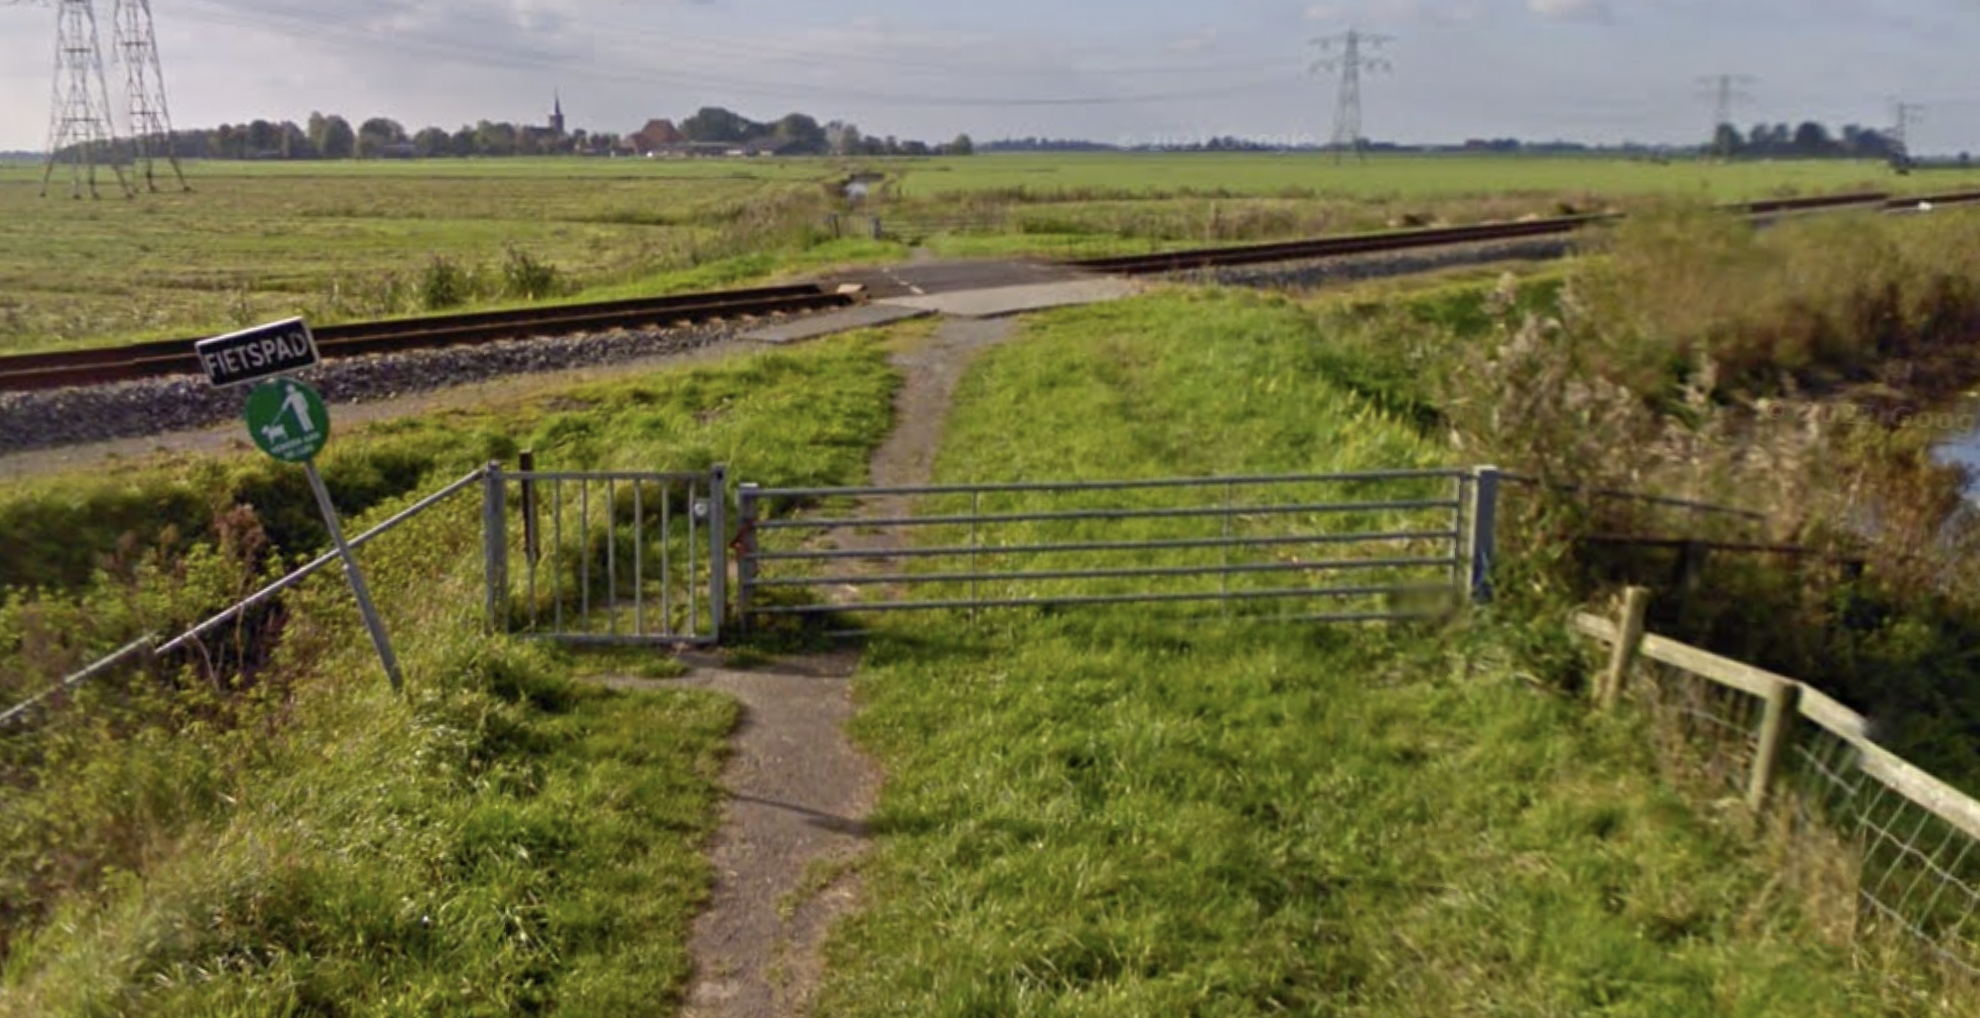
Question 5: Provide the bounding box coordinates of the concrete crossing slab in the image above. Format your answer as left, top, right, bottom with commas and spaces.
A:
876, 278, 1142, 318
741, 303, 936, 345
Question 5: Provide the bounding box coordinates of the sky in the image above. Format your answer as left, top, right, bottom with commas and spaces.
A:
2, 0, 1978, 154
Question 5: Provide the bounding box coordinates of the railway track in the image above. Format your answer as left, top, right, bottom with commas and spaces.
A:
8, 187, 1980, 394
0, 285, 855, 393
1068, 188, 1980, 276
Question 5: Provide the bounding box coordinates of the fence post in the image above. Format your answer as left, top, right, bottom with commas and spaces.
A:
483, 462, 508, 632
1601, 586, 1651, 711
735, 483, 760, 637
707, 465, 728, 645
1467, 466, 1501, 603
519, 449, 539, 564
1748, 679, 1802, 812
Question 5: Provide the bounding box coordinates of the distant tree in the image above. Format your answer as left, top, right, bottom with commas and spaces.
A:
682, 106, 756, 144
318, 114, 356, 159
1707, 123, 1744, 158
1791, 121, 1832, 156
412, 126, 451, 158
277, 121, 309, 158
208, 123, 240, 159
357, 117, 406, 158
772, 113, 827, 154
947, 133, 975, 156
244, 119, 280, 155
473, 120, 516, 156
826, 121, 864, 157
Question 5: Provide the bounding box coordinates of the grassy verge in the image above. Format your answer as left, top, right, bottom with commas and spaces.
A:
813, 290, 1950, 1016
0, 333, 904, 1014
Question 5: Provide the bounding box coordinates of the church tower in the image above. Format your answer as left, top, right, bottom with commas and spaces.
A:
548, 92, 566, 136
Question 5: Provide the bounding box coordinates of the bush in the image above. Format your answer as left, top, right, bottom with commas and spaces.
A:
419, 256, 473, 311
501, 248, 565, 301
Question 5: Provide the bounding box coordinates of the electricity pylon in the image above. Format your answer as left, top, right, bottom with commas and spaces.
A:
41, 0, 131, 198
1891, 101, 1925, 165
1698, 73, 1756, 159
113, 0, 189, 191
1311, 29, 1392, 163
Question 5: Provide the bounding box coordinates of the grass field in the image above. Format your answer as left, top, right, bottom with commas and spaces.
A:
807, 289, 1965, 1016
889, 152, 1926, 200
9, 153, 1980, 355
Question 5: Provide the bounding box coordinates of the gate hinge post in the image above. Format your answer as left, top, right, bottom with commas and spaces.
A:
734, 482, 760, 638
483, 462, 509, 632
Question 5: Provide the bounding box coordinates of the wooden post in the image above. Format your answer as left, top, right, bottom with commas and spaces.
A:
1678, 541, 1708, 598
1748, 680, 1802, 812
1601, 587, 1651, 711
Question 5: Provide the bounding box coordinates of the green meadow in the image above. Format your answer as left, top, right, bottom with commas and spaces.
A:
8, 153, 1980, 354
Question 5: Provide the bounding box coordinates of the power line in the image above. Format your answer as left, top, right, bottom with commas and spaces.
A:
166, 2, 1299, 110
1311, 29, 1392, 162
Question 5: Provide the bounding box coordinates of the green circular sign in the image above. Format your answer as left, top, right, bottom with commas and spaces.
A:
245, 377, 330, 463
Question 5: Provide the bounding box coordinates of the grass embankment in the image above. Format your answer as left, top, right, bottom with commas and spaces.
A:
1296, 206, 1980, 794
814, 291, 1941, 1016
0, 336, 900, 1014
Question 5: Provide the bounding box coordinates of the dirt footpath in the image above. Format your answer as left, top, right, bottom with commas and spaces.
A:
662, 317, 1017, 1018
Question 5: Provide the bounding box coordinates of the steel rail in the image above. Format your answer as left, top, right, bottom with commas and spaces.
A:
1064, 188, 1980, 277
0, 286, 854, 392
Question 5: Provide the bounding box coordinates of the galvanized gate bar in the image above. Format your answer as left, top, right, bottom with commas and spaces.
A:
755, 468, 1469, 499
751, 499, 1461, 532
488, 465, 727, 646
750, 529, 1461, 563
746, 582, 1457, 617
736, 469, 1481, 631
751, 556, 1462, 590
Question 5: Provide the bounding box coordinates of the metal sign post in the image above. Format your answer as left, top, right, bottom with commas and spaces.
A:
301, 451, 403, 691
201, 317, 402, 691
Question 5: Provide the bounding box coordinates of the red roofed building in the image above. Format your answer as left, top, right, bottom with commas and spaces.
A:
627, 119, 684, 155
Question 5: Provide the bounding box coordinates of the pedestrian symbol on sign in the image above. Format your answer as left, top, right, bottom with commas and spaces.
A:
245, 377, 330, 463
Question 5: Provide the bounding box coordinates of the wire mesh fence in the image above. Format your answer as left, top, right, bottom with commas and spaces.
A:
1578, 602, 1980, 982
1, 467, 490, 729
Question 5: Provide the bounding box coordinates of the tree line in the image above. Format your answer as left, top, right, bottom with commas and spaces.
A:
1709, 121, 1904, 161
139, 107, 971, 161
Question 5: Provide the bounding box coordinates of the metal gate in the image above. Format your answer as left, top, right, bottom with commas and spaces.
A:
732, 468, 1498, 633
483, 464, 727, 645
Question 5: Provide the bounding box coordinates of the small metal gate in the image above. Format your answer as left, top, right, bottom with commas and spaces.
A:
732, 468, 1498, 633
483, 464, 727, 646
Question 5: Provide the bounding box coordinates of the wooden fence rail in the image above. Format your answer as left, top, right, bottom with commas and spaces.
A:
1572, 587, 1980, 976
